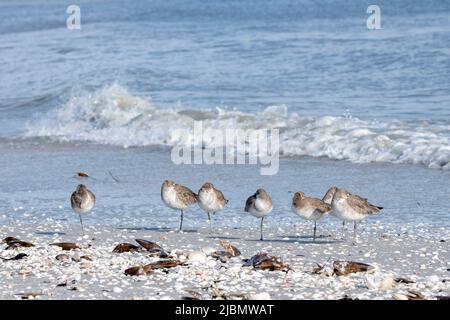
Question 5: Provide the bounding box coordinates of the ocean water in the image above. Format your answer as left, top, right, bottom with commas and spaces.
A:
0, 1, 449, 227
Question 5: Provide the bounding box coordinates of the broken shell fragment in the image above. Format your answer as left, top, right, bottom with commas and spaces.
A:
135, 239, 163, 251
3, 237, 35, 249
50, 243, 80, 251
332, 261, 374, 276
124, 266, 148, 276
112, 243, 141, 253
1, 253, 28, 261
145, 259, 183, 270
219, 240, 241, 257
243, 253, 290, 271
55, 254, 70, 262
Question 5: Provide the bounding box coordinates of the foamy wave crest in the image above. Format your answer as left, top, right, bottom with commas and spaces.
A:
25, 83, 450, 169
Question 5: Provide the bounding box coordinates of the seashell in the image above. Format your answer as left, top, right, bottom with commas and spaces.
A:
393, 293, 409, 300
378, 275, 395, 291
4, 237, 34, 249
247, 292, 271, 300
50, 243, 79, 251
394, 277, 415, 284
113, 287, 123, 294
406, 290, 427, 300
135, 239, 163, 251
242, 253, 290, 271
182, 290, 203, 300
15, 292, 44, 300
145, 259, 183, 270
2, 237, 19, 244
364, 275, 377, 290
112, 243, 140, 253
55, 254, 70, 262
201, 247, 216, 255
124, 266, 147, 276
332, 261, 374, 276
188, 251, 207, 263
219, 240, 241, 257
1, 253, 28, 261
80, 255, 92, 261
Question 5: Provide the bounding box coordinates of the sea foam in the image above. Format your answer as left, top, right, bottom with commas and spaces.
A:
25, 83, 450, 170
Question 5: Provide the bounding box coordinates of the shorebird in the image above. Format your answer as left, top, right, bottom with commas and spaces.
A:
331, 188, 383, 244
322, 186, 346, 232
198, 182, 228, 230
161, 180, 197, 232
292, 192, 331, 241
70, 184, 95, 235
245, 189, 273, 241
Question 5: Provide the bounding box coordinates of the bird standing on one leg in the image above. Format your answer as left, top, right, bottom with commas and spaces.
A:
331, 188, 383, 245
71, 184, 95, 236
198, 182, 228, 231
245, 189, 273, 241
161, 180, 197, 232
292, 192, 331, 242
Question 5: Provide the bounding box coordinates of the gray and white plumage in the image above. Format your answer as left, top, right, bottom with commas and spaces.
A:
71, 184, 95, 235
292, 191, 331, 241
245, 189, 273, 241
161, 180, 197, 231
198, 182, 228, 229
331, 188, 383, 244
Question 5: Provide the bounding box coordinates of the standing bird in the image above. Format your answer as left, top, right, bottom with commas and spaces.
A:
322, 186, 345, 232
331, 188, 383, 244
292, 192, 331, 241
161, 180, 197, 232
198, 182, 228, 230
71, 184, 95, 235
245, 189, 273, 241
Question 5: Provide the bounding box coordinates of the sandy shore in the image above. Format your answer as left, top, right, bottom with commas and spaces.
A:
1, 221, 449, 300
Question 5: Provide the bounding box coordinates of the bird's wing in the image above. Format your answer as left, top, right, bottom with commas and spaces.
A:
71, 192, 83, 208
245, 195, 255, 212
214, 189, 228, 204
310, 198, 332, 213
175, 184, 198, 205
347, 195, 381, 215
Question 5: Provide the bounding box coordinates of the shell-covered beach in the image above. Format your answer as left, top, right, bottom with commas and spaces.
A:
1, 223, 449, 300
0, 143, 449, 300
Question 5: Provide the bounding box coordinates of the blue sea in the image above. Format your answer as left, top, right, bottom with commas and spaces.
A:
0, 0, 449, 228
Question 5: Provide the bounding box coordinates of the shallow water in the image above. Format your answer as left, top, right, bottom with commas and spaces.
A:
0, 142, 448, 228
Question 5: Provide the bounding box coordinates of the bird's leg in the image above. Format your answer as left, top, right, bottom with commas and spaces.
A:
208, 212, 212, 231
78, 213, 85, 236
179, 210, 184, 232
260, 217, 264, 241
313, 221, 317, 242
352, 222, 357, 245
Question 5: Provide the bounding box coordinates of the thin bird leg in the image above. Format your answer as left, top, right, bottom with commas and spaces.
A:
353, 222, 357, 245
179, 210, 184, 232
313, 221, 317, 242
208, 212, 212, 230
78, 213, 85, 236
260, 217, 264, 241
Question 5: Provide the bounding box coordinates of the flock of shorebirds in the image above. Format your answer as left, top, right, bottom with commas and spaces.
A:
71, 181, 383, 244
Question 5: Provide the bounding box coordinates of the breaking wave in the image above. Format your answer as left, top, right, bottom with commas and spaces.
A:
25, 83, 450, 170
